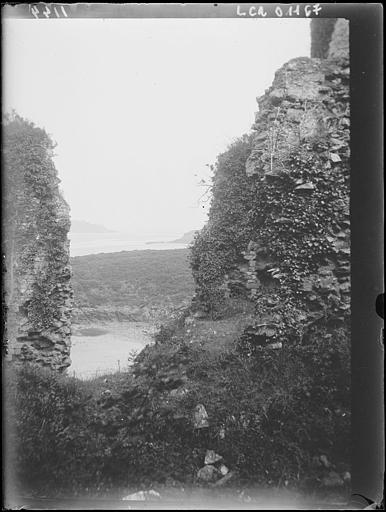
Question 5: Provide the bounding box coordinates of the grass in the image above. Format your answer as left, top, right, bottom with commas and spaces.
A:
71, 249, 195, 322
5, 299, 350, 500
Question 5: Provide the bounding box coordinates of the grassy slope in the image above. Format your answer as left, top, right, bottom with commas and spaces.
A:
71, 249, 195, 321
7, 299, 350, 502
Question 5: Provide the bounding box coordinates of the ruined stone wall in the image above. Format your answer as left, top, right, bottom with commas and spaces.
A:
310, 18, 337, 58
239, 18, 350, 340
191, 19, 350, 348
328, 19, 349, 60
310, 18, 349, 59
3, 115, 72, 371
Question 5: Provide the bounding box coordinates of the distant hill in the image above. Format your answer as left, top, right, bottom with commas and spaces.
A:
70, 219, 115, 233
171, 230, 199, 244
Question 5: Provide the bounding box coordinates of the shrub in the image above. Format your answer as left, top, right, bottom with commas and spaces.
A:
128, 331, 350, 487
5, 364, 101, 494
5, 318, 350, 496
190, 135, 255, 314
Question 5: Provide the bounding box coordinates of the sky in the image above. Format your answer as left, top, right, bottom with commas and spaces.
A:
3, 17, 310, 236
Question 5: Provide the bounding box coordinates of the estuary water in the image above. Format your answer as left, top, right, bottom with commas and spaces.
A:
68, 322, 156, 379
69, 232, 188, 257
68, 232, 188, 378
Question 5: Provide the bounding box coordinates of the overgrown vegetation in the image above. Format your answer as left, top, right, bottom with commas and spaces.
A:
190, 135, 256, 317
3, 112, 72, 370
185, 54, 351, 499
6, 316, 349, 497
190, 57, 350, 348
3, 113, 71, 332
71, 249, 194, 322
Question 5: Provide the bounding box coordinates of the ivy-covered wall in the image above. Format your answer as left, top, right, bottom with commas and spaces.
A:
3, 114, 73, 371
190, 19, 350, 347
190, 134, 256, 315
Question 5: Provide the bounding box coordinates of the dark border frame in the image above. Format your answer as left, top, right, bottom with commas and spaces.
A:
349, 3, 383, 506
1, 2, 384, 509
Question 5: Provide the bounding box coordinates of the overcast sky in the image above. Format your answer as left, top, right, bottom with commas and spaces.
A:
4, 18, 310, 236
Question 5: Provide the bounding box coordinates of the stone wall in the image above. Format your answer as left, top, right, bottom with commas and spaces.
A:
310, 18, 349, 59
190, 17, 350, 351
310, 18, 337, 58
3, 115, 72, 371
328, 19, 349, 60
238, 18, 350, 341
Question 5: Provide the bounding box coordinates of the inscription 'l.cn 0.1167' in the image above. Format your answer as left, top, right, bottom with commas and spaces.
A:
236, 4, 323, 18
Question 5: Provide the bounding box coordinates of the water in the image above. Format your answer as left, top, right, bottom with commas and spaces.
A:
68, 321, 155, 379
69, 232, 188, 257
68, 232, 187, 378
68, 232, 188, 378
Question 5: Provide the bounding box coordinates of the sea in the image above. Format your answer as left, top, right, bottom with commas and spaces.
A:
69, 231, 189, 257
